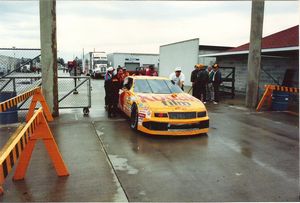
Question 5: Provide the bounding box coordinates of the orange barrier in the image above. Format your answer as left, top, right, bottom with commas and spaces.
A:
0, 87, 68, 195
256, 85, 299, 111
0, 87, 53, 122
0, 107, 69, 195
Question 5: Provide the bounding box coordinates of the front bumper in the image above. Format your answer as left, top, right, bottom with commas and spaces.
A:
137, 118, 209, 136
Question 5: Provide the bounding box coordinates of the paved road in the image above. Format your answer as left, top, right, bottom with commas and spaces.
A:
90, 79, 299, 201
0, 77, 299, 201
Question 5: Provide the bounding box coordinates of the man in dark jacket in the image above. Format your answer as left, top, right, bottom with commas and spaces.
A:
196, 64, 209, 103
212, 63, 222, 104
190, 64, 199, 98
108, 68, 124, 118
104, 67, 115, 111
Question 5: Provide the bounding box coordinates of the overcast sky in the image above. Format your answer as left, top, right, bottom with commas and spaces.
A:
0, 1, 298, 60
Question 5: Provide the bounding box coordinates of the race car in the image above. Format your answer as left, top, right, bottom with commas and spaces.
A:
119, 76, 209, 136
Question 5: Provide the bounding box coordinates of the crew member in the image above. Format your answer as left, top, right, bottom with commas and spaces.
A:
212, 63, 222, 104
169, 67, 185, 90
104, 67, 114, 111
123, 66, 130, 77
109, 68, 123, 117
191, 64, 200, 98
145, 65, 158, 76
117, 67, 125, 84
196, 64, 209, 103
207, 66, 214, 101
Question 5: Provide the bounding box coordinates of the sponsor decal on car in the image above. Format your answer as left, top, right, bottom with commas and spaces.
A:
137, 95, 197, 106
138, 113, 146, 118
139, 108, 151, 118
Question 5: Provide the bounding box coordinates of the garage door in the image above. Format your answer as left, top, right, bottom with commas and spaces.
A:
125, 63, 140, 71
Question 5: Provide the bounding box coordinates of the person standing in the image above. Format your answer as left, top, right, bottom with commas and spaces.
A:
117, 67, 125, 84
196, 64, 209, 103
104, 67, 115, 112
109, 69, 123, 118
145, 65, 158, 76
190, 64, 200, 98
207, 66, 214, 101
123, 66, 130, 77
169, 67, 185, 90
212, 63, 222, 104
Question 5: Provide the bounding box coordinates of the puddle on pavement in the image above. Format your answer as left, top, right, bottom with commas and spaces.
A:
96, 129, 104, 136
108, 154, 139, 175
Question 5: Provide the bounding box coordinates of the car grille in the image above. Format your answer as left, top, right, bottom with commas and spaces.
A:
142, 120, 209, 131
168, 112, 196, 119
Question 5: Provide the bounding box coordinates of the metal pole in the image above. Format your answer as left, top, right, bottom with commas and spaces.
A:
39, 0, 59, 116
246, 0, 265, 109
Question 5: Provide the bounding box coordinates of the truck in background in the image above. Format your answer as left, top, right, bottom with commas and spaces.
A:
83, 52, 108, 78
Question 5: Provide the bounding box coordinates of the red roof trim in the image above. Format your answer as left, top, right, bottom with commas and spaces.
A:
227, 25, 299, 52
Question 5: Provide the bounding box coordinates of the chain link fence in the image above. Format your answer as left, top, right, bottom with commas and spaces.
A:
0, 48, 91, 122
0, 48, 41, 77
0, 75, 91, 122
58, 76, 91, 110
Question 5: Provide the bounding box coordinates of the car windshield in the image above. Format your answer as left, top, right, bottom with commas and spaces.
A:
134, 79, 182, 94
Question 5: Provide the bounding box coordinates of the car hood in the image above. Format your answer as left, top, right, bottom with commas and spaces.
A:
135, 93, 206, 112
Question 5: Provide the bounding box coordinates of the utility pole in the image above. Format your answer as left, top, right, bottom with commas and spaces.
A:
246, 0, 265, 109
39, 0, 59, 116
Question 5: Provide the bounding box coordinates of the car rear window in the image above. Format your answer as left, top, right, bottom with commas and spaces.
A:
134, 79, 182, 94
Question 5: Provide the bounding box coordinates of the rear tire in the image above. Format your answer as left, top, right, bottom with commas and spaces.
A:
130, 104, 138, 130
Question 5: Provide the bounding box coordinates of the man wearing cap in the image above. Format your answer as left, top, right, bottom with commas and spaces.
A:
191, 64, 200, 98
207, 66, 214, 101
169, 67, 185, 90
196, 64, 209, 103
145, 65, 158, 76
123, 66, 130, 77
212, 63, 222, 104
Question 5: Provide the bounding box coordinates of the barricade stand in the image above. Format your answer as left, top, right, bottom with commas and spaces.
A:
0, 107, 69, 195
256, 85, 299, 111
0, 87, 53, 122
25, 87, 53, 122
0, 87, 67, 195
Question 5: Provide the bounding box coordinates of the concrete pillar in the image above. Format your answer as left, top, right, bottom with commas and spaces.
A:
246, 0, 265, 109
39, 0, 59, 116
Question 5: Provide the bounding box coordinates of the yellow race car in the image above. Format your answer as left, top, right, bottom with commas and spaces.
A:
119, 76, 209, 136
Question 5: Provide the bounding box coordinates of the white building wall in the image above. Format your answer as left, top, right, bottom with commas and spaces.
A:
159, 38, 199, 86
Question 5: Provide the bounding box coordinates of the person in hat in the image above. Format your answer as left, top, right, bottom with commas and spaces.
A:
212, 63, 222, 104
196, 64, 209, 103
123, 66, 130, 77
104, 66, 115, 111
109, 68, 124, 117
169, 67, 185, 90
145, 65, 158, 76
191, 64, 200, 98
206, 65, 214, 101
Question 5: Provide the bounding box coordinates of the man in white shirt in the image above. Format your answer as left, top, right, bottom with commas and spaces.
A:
169, 67, 185, 90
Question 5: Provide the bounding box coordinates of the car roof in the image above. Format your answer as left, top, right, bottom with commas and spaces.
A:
129, 76, 169, 80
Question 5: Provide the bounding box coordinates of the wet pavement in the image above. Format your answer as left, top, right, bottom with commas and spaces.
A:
0, 77, 299, 201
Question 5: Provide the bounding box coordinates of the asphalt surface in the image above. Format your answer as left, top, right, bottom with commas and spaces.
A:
0, 73, 299, 201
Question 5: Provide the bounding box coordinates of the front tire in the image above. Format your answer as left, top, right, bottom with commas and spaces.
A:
130, 103, 138, 130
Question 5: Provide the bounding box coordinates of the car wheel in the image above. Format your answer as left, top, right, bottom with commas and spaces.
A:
130, 103, 138, 130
